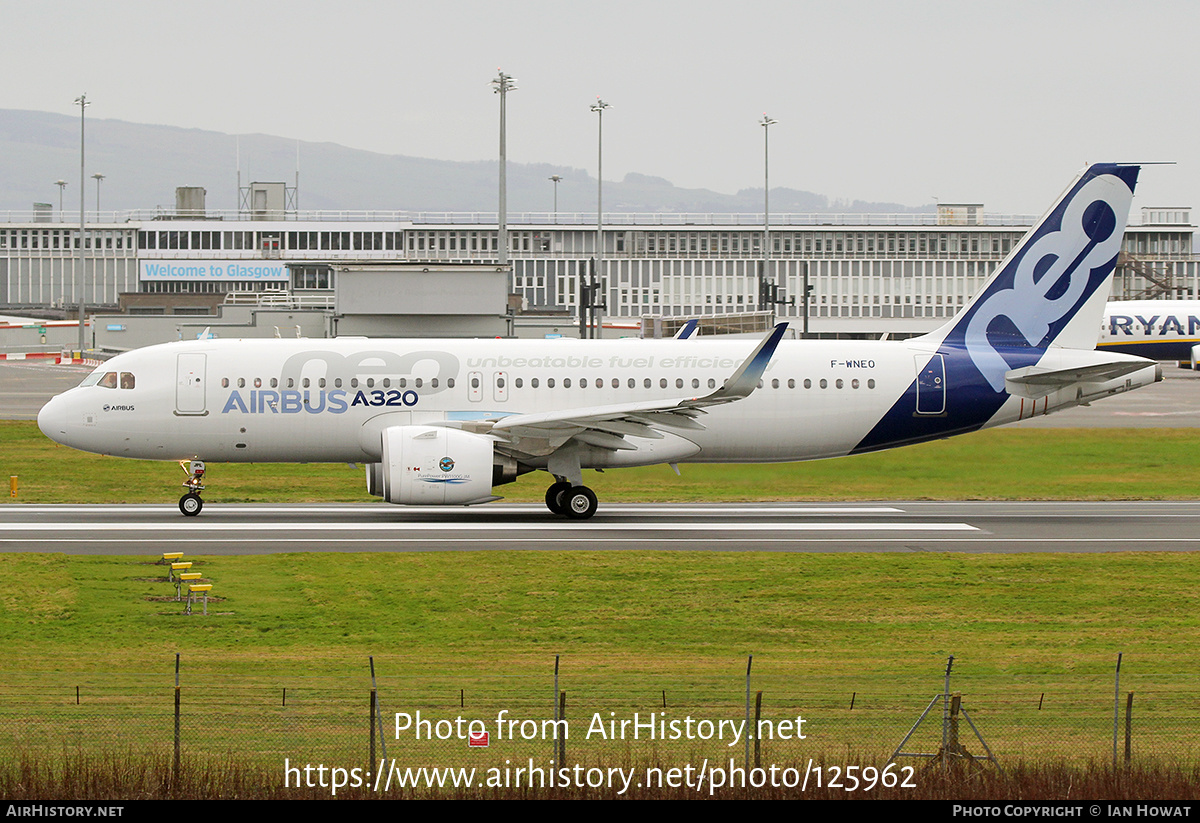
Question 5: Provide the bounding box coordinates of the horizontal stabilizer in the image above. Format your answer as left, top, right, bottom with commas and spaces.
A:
1005, 358, 1152, 397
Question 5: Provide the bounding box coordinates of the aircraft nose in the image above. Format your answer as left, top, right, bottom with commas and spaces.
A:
37, 393, 70, 445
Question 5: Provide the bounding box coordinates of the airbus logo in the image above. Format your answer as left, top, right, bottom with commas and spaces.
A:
102, 404, 135, 412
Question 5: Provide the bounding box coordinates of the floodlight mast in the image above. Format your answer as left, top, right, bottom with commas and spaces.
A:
492, 71, 517, 268
760, 114, 777, 312
588, 99, 611, 339
549, 175, 562, 223
75, 94, 90, 352
92, 173, 105, 213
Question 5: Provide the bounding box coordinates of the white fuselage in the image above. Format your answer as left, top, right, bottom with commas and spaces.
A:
1100, 300, 1200, 363
38, 335, 1158, 470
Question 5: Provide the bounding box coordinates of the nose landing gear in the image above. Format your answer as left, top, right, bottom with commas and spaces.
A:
179, 459, 205, 517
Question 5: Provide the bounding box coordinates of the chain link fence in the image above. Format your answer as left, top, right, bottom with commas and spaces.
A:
3, 655, 1200, 782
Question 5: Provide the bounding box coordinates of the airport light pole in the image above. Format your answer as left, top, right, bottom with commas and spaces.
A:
589, 99, 610, 339
760, 114, 777, 313
492, 71, 517, 269
55, 180, 67, 220
75, 93, 89, 351
549, 175, 562, 223
92, 173, 105, 214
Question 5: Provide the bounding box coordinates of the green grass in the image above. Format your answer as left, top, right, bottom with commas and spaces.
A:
2, 551, 1199, 769
4, 421, 1200, 773
2, 551, 1199, 679
5, 420, 1200, 503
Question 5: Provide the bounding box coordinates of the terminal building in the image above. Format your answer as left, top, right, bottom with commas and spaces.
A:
1, 182, 1196, 349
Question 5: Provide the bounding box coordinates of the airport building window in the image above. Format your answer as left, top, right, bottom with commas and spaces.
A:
292, 265, 332, 289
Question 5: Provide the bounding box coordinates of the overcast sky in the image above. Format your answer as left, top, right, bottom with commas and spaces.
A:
4, 0, 1198, 214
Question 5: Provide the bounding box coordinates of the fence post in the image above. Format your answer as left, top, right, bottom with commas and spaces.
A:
1124, 691, 1133, 767
370, 689, 377, 770
553, 656, 560, 766
754, 691, 763, 769
1113, 653, 1122, 770
942, 655, 954, 773
744, 656, 752, 768
173, 653, 181, 788
369, 657, 387, 761
558, 691, 567, 765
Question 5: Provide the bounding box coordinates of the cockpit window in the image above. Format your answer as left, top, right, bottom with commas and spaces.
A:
79, 367, 134, 389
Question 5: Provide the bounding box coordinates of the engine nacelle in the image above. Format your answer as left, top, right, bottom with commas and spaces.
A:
371, 426, 496, 505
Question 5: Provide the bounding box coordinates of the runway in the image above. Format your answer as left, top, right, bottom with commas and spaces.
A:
3, 501, 1199, 553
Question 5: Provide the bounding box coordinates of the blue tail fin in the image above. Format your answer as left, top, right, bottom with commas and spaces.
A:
924, 163, 1139, 391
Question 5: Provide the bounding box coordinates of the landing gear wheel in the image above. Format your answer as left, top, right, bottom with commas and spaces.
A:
179, 492, 203, 517
178, 459, 206, 517
545, 481, 572, 515
563, 485, 598, 520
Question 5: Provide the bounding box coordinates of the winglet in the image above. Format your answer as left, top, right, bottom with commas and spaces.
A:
674, 319, 699, 339
703, 323, 788, 401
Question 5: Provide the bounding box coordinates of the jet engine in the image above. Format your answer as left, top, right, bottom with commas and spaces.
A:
366, 426, 497, 505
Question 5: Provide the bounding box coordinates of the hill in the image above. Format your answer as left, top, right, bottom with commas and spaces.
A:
0, 109, 929, 216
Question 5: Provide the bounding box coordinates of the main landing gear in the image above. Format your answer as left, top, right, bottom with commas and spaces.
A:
179, 459, 206, 517
545, 479, 598, 520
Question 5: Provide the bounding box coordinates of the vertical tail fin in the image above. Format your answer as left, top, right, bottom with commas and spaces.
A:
924, 163, 1139, 391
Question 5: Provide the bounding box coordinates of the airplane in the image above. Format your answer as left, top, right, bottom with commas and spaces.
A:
38, 163, 1161, 519
1100, 300, 1200, 366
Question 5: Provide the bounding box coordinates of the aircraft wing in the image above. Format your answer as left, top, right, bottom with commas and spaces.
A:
479, 323, 787, 457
